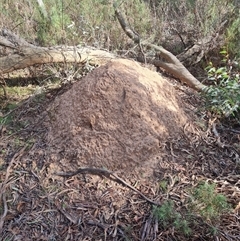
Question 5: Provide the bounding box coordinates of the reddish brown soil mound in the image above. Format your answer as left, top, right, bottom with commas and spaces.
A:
45, 59, 189, 177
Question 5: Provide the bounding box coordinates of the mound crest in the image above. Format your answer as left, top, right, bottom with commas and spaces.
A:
46, 59, 189, 176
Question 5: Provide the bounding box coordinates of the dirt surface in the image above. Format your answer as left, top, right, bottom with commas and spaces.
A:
0, 59, 240, 241
45, 59, 189, 178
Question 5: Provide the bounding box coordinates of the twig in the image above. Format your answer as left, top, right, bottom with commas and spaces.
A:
0, 193, 8, 233
139, 41, 146, 64
223, 127, 240, 134
212, 121, 224, 148
55, 167, 160, 206
0, 146, 27, 232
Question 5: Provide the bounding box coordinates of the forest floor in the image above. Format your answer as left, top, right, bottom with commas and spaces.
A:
0, 59, 240, 241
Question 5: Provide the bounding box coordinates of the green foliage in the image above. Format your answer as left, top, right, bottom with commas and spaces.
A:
190, 181, 231, 221
33, 0, 154, 48
153, 181, 230, 236
153, 201, 192, 236
203, 50, 240, 118
35, 0, 72, 45
0, 115, 13, 126
75, 0, 152, 49
225, 3, 240, 60
158, 180, 168, 192
227, 21, 240, 59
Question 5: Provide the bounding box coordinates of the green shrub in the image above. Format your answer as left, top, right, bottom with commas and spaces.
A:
153, 201, 191, 236
35, 0, 72, 45
73, 0, 153, 50
190, 181, 231, 221
203, 49, 240, 118
225, 3, 240, 60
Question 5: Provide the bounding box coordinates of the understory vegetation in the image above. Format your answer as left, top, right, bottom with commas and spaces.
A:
0, 0, 239, 56
203, 49, 240, 121
153, 181, 232, 237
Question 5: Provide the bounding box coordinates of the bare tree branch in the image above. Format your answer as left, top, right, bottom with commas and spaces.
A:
113, 3, 206, 91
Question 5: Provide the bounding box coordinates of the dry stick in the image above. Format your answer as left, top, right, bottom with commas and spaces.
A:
55, 167, 160, 206
0, 146, 27, 232
0, 193, 8, 233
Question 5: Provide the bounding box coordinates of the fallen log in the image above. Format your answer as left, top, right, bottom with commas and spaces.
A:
0, 45, 115, 74
0, 28, 115, 75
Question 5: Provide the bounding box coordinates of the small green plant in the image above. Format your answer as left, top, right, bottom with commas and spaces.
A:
203, 49, 240, 118
158, 180, 168, 192
0, 115, 13, 126
153, 200, 191, 236
226, 7, 240, 60
190, 181, 231, 222
35, 0, 72, 45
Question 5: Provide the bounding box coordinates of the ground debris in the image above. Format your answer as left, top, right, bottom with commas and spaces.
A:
0, 59, 239, 240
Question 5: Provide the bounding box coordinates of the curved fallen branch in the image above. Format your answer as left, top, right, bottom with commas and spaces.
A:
113, 2, 206, 92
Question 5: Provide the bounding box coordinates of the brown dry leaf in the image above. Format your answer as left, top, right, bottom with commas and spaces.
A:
234, 202, 240, 213
16, 201, 26, 213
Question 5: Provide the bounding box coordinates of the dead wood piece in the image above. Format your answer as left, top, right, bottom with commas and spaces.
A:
0, 36, 17, 49
0, 28, 115, 74
0, 146, 27, 232
0, 28, 39, 49
55, 167, 160, 206
0, 45, 115, 74
1, 4, 207, 92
